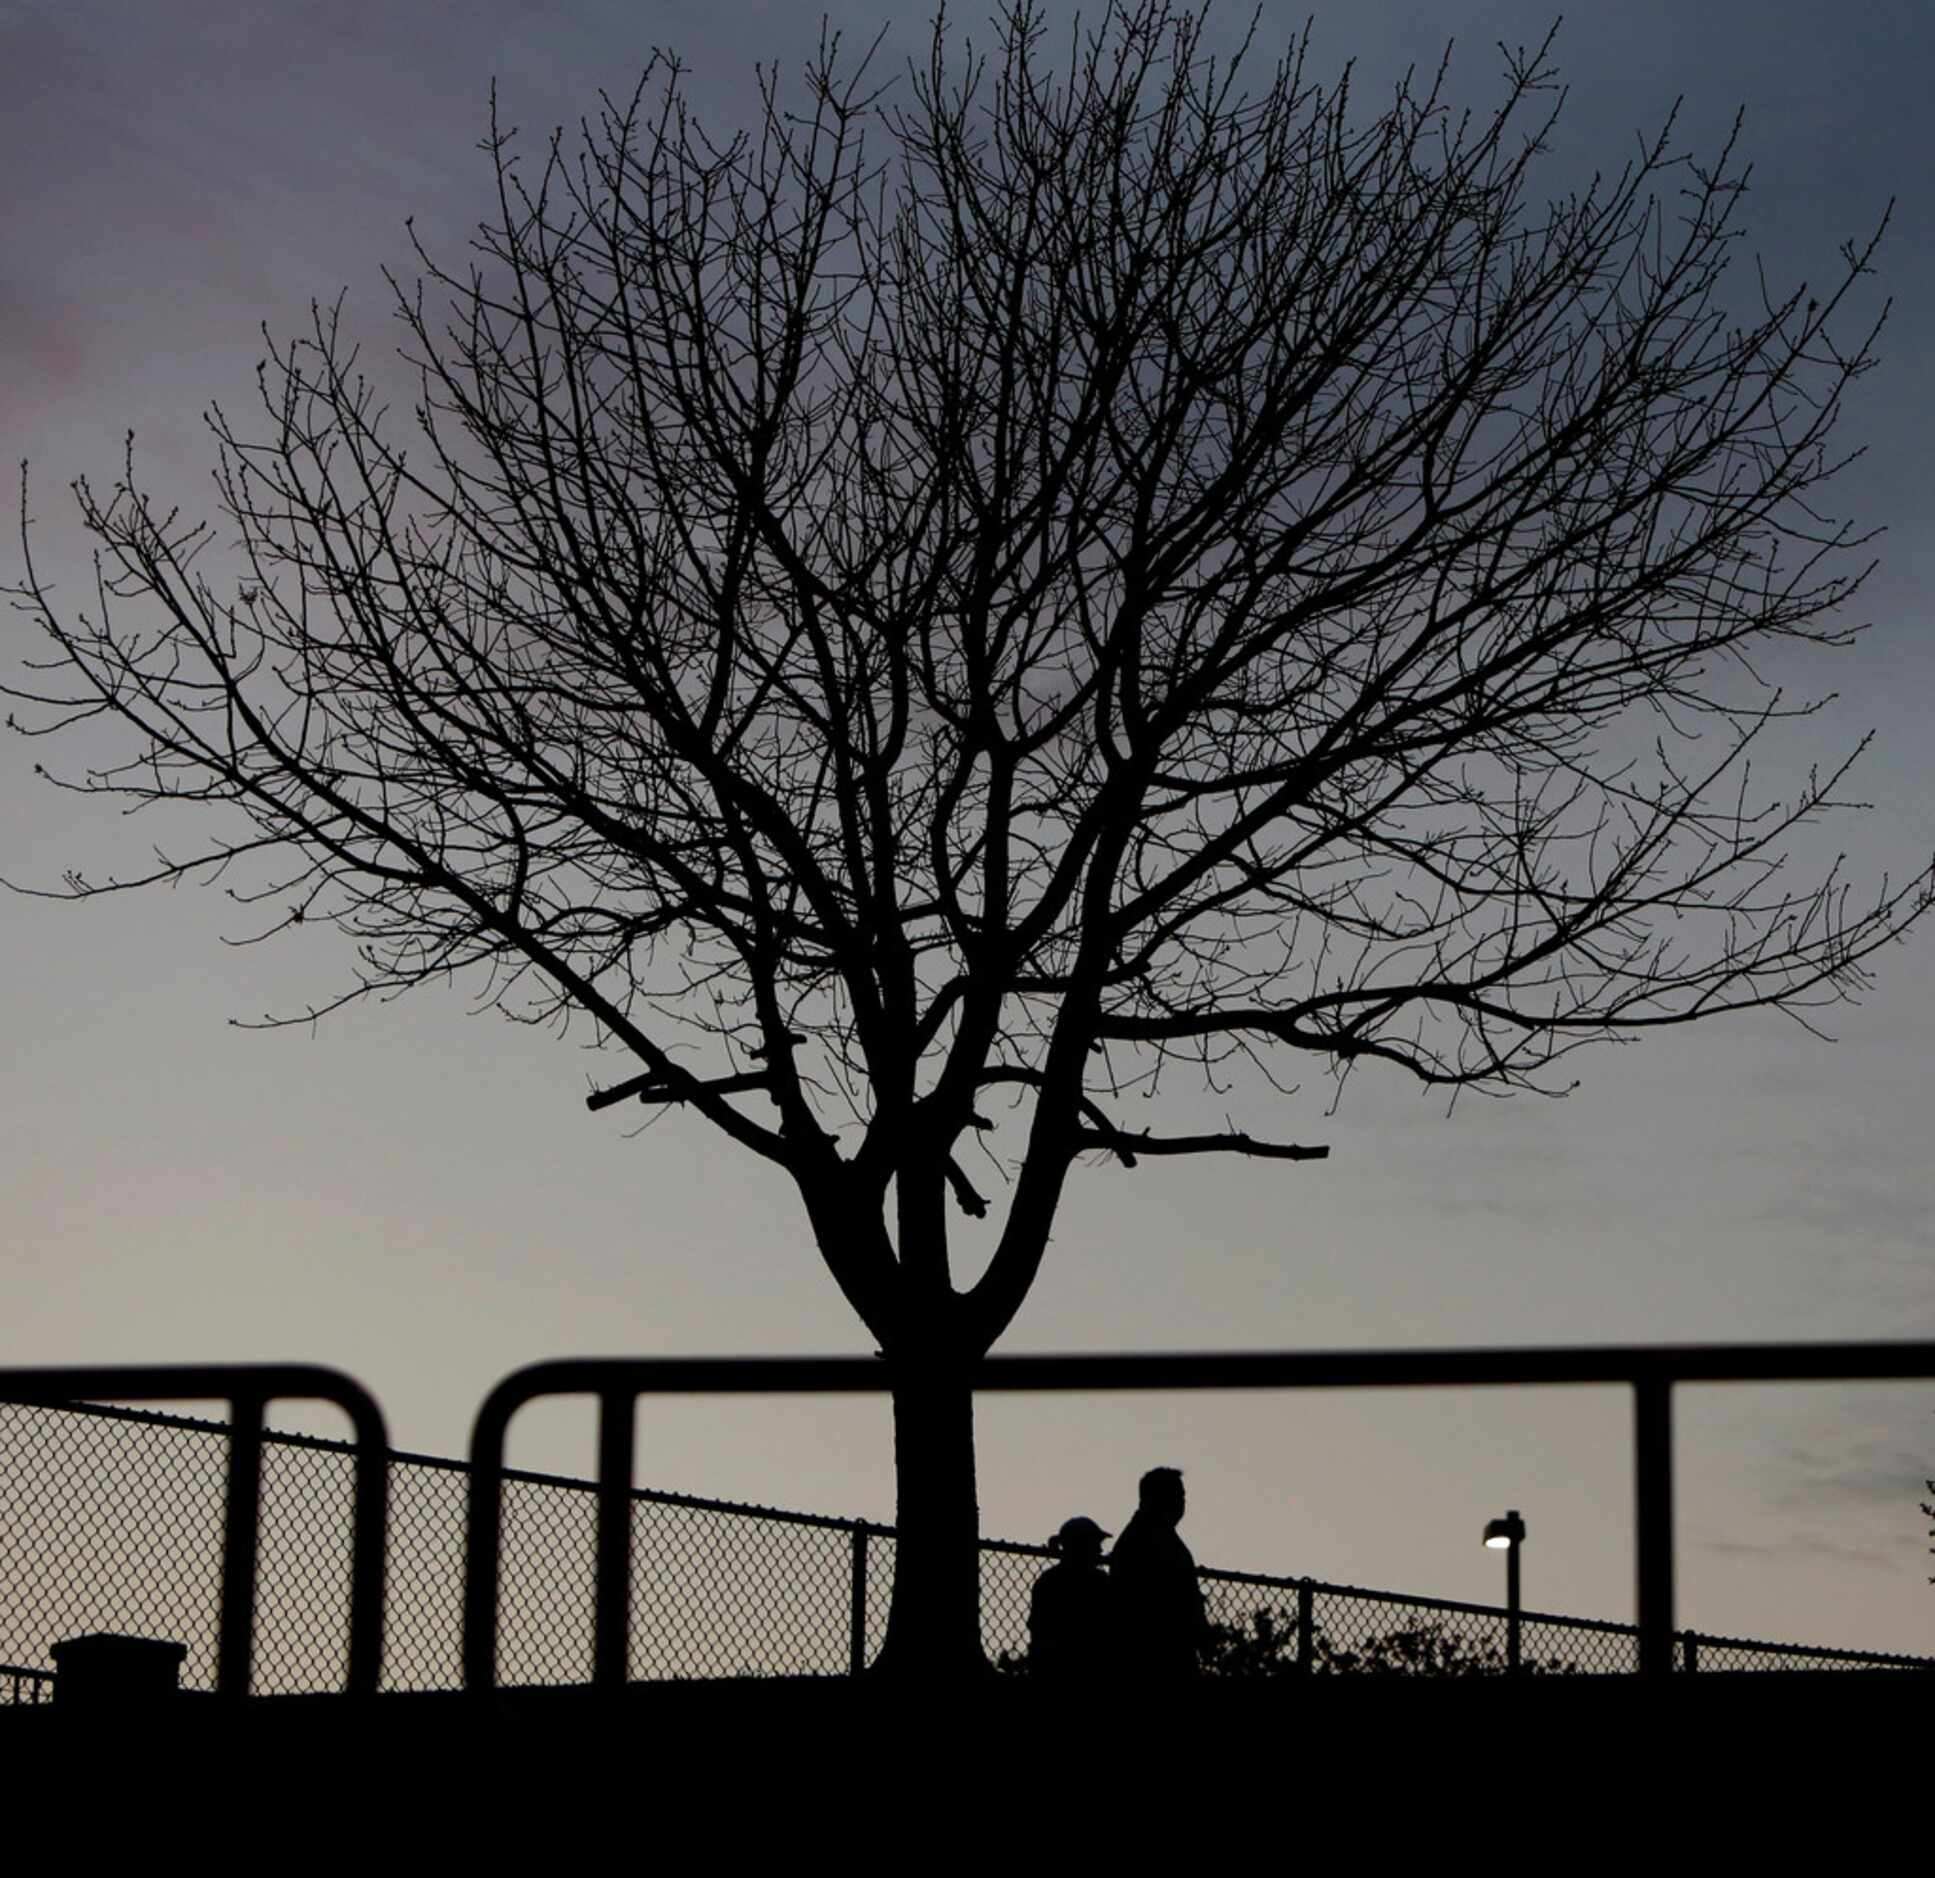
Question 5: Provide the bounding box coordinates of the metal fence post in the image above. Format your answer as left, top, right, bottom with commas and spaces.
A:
848, 1521, 870, 1677
1295, 1577, 1315, 1676
1681, 1630, 1699, 1674
1633, 1377, 1675, 1679
593, 1390, 637, 1689
216, 1389, 265, 1699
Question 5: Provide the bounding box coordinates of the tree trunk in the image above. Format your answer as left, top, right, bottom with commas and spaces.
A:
869, 1356, 990, 1682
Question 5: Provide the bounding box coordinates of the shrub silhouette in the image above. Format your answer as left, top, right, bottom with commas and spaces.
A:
1205, 1608, 1583, 1679
999, 1605, 1583, 1678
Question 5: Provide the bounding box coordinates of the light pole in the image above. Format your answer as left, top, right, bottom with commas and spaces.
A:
1483, 1509, 1526, 1674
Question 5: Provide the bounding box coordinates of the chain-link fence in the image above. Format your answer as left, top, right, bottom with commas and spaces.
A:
3, 1397, 1929, 1691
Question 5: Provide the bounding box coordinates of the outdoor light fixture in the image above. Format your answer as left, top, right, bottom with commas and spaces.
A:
1482, 1508, 1526, 1672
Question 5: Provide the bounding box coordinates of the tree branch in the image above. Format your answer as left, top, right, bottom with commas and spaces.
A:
1071, 1126, 1331, 1165
586, 1068, 774, 1113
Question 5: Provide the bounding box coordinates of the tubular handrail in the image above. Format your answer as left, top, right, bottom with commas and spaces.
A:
0, 1364, 389, 1696
2, 1661, 57, 1705
462, 1342, 1935, 1689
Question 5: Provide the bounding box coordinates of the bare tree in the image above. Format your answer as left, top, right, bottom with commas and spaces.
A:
8, 2, 1930, 1677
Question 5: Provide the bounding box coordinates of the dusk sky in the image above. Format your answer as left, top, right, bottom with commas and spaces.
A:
4, 0, 1932, 1660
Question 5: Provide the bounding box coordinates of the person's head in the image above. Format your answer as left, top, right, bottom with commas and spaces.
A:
1138, 1466, 1186, 1526
1052, 1515, 1109, 1564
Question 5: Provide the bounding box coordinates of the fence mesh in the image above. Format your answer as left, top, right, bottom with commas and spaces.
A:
3, 1397, 1929, 1692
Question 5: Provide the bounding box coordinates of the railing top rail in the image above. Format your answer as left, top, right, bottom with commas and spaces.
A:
473, 1341, 1935, 1405
1677, 1631, 1935, 1666
1195, 1568, 1650, 1635
978, 1551, 1636, 1648
0, 1394, 875, 1536
0, 1363, 388, 1432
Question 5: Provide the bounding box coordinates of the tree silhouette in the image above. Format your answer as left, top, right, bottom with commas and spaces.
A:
8, 2, 1930, 1678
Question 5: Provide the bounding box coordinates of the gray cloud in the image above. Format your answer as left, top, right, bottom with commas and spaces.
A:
1766, 1436, 1934, 1514
1697, 1532, 1896, 1574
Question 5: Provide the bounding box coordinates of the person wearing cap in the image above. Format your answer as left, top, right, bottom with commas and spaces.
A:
1027, 1515, 1117, 1684
1107, 1466, 1210, 1682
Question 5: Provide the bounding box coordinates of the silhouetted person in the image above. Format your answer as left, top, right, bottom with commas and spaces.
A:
1108, 1466, 1208, 1682
1028, 1515, 1116, 1683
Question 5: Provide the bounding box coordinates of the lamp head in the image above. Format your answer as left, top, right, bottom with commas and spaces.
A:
1483, 1509, 1527, 1550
